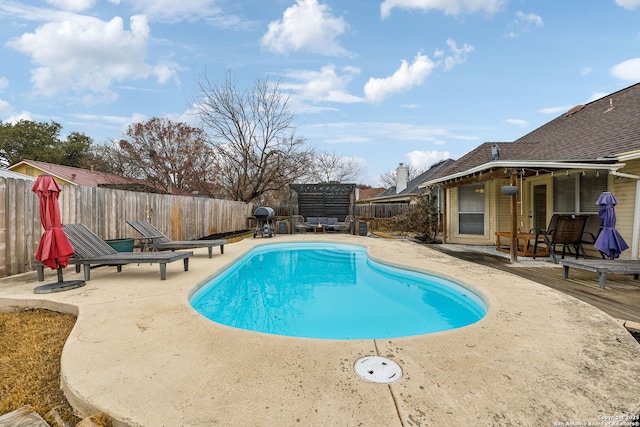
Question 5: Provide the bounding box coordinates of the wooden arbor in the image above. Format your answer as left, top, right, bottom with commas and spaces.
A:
289, 183, 356, 223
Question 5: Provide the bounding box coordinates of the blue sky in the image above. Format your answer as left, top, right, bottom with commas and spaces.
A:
1, 0, 639, 186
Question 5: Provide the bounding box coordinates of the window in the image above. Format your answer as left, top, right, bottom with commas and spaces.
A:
458, 183, 485, 235
580, 171, 608, 213
553, 171, 607, 214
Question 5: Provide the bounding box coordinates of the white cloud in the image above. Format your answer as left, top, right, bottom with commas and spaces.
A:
46, 0, 95, 12
127, 0, 224, 23
0, 99, 11, 117
364, 53, 435, 102
504, 11, 543, 38
615, 0, 640, 10
261, 0, 350, 56
406, 150, 451, 171
381, 0, 507, 18
539, 105, 571, 115
6, 14, 178, 101
70, 111, 149, 137
0, 77, 8, 92
5, 111, 33, 123
281, 64, 363, 103
610, 58, 640, 81
505, 119, 528, 126
442, 38, 474, 70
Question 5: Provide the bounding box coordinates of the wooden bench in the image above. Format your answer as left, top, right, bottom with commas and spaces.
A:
560, 259, 640, 289
495, 232, 550, 257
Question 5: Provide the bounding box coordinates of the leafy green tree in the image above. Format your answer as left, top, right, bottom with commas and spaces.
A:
0, 120, 94, 167
58, 132, 94, 168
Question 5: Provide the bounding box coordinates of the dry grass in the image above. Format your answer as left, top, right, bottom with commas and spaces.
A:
0, 308, 83, 426
0, 240, 257, 426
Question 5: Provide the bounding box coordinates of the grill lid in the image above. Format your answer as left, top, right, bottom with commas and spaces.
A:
254, 206, 275, 218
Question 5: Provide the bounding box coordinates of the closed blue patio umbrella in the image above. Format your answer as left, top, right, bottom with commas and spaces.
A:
593, 192, 629, 259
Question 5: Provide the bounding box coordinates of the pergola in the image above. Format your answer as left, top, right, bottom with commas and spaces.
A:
288, 183, 356, 222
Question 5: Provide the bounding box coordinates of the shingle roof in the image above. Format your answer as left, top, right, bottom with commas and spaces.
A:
9, 159, 196, 195
429, 82, 640, 181
9, 159, 142, 187
369, 159, 456, 201
357, 187, 386, 200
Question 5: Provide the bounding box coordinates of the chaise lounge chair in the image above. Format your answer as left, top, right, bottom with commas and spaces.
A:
127, 220, 226, 258
60, 223, 193, 281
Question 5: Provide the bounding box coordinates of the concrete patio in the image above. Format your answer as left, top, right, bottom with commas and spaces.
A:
1, 234, 639, 426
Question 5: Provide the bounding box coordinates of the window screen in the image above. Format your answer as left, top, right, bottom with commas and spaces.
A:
580, 171, 608, 213
458, 184, 485, 235
554, 171, 608, 214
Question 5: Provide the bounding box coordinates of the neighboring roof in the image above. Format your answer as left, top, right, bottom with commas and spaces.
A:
421, 82, 640, 186
357, 187, 385, 200
7, 159, 183, 194
9, 159, 140, 187
0, 168, 35, 180
367, 159, 456, 202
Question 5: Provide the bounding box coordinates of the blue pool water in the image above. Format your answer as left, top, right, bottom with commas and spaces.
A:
190, 243, 486, 340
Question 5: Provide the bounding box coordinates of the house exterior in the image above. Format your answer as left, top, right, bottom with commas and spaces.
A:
0, 168, 34, 181
8, 159, 172, 194
420, 82, 640, 260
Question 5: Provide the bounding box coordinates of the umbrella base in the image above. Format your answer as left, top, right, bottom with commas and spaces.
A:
34, 280, 85, 294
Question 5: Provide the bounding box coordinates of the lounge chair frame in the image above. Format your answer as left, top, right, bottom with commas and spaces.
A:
60, 223, 192, 281
127, 220, 225, 258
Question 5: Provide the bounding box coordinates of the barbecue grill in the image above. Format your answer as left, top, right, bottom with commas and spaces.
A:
253, 206, 275, 238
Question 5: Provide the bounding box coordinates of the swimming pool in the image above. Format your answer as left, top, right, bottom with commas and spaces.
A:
190, 242, 486, 339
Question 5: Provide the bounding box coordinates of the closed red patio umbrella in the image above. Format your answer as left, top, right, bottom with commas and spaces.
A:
31, 174, 84, 293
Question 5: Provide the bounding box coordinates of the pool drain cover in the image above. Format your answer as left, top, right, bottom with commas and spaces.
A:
354, 356, 402, 384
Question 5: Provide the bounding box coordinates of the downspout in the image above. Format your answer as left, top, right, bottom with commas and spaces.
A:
610, 170, 640, 259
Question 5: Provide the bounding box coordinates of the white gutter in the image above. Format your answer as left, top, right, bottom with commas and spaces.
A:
418, 161, 626, 188
610, 170, 640, 259
614, 150, 640, 162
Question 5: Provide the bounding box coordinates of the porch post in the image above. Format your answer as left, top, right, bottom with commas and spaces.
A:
510, 172, 518, 263
442, 187, 448, 243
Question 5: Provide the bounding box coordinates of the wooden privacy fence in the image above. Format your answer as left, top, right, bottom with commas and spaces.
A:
355, 203, 409, 218
271, 203, 410, 219
0, 177, 253, 278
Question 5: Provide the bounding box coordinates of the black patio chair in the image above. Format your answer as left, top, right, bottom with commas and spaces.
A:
532, 215, 589, 264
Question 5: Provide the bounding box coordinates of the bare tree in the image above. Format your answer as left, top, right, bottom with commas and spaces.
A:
379, 164, 425, 188
193, 71, 314, 202
308, 150, 361, 183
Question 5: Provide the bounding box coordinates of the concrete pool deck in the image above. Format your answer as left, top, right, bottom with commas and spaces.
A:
1, 234, 639, 426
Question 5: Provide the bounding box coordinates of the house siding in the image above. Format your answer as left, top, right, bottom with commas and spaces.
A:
611, 161, 640, 260
446, 184, 496, 246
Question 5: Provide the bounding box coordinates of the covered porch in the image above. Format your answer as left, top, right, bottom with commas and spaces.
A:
421, 160, 640, 263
